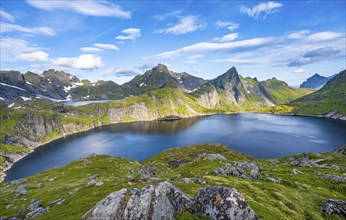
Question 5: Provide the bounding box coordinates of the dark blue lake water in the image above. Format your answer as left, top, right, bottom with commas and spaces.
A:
5, 113, 346, 181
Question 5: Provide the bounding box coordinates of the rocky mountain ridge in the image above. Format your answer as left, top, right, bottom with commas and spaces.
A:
300, 73, 335, 89
192, 67, 311, 110
0, 64, 206, 103
0, 64, 311, 108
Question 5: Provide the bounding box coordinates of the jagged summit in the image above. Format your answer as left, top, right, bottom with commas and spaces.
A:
0, 66, 312, 107
151, 63, 170, 73
211, 66, 241, 90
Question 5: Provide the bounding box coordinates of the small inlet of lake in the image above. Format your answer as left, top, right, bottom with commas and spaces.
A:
60, 100, 112, 106
5, 113, 346, 181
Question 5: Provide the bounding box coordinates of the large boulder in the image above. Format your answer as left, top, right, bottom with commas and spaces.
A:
81, 181, 258, 220
194, 186, 258, 220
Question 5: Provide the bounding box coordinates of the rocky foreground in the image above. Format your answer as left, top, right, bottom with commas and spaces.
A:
0, 144, 345, 219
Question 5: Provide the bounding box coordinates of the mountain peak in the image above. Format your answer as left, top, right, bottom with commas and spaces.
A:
311, 73, 322, 78
300, 73, 331, 88
225, 67, 238, 74
152, 63, 169, 73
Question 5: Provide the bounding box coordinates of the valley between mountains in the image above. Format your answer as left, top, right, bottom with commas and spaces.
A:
1, 65, 345, 181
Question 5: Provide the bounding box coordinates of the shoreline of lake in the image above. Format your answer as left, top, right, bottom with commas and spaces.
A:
4, 112, 346, 182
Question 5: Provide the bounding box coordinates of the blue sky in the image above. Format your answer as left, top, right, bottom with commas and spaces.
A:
1, 0, 345, 85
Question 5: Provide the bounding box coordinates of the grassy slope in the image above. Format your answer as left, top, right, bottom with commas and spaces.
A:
0, 144, 345, 220
260, 70, 346, 116
290, 70, 346, 116
260, 79, 313, 105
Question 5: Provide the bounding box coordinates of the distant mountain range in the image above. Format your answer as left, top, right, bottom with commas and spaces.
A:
0, 64, 312, 110
299, 73, 335, 88
291, 70, 346, 118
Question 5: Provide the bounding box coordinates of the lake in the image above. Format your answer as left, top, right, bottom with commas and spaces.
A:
5, 113, 346, 181
61, 100, 112, 106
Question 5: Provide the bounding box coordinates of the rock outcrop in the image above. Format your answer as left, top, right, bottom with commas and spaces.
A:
214, 162, 262, 181
291, 169, 303, 175
25, 199, 49, 219
333, 146, 346, 155
81, 181, 258, 220
320, 199, 346, 217
194, 186, 259, 220
319, 174, 346, 182
288, 157, 318, 167
199, 153, 226, 160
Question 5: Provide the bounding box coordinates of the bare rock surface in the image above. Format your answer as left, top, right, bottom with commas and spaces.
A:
199, 153, 227, 160
320, 199, 346, 217
81, 181, 258, 220
214, 162, 262, 181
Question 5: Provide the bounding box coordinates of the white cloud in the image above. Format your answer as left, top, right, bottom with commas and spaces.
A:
80, 43, 119, 53
94, 43, 119, 50
0, 38, 41, 61
212, 31, 345, 68
185, 60, 197, 64
155, 16, 204, 35
188, 55, 204, 60
186, 54, 203, 64
0, 22, 56, 36
102, 67, 138, 77
80, 47, 102, 53
0, 9, 15, 22
116, 28, 141, 41
215, 21, 239, 31
153, 10, 182, 20
213, 33, 239, 43
26, 0, 131, 19
287, 30, 310, 39
304, 31, 344, 42
294, 68, 304, 73
136, 63, 154, 71
240, 1, 283, 19
148, 37, 275, 59
52, 54, 103, 70
16, 51, 49, 62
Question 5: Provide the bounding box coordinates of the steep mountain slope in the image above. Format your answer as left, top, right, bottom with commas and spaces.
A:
0, 70, 82, 102
122, 64, 207, 96
191, 67, 312, 110
290, 70, 346, 117
70, 80, 122, 100
300, 73, 334, 88
259, 78, 313, 104
0, 64, 207, 103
